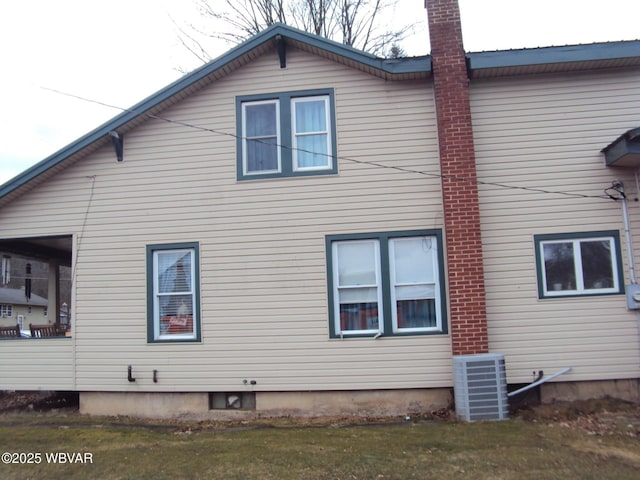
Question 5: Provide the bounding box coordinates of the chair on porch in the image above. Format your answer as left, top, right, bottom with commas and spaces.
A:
29, 323, 65, 338
0, 324, 21, 338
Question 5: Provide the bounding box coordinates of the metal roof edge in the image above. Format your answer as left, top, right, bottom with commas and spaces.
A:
468, 40, 640, 72
601, 127, 640, 153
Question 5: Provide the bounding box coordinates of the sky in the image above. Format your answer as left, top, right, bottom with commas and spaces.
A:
0, 0, 639, 185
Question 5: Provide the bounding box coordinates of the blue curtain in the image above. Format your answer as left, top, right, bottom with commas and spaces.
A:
246, 103, 278, 172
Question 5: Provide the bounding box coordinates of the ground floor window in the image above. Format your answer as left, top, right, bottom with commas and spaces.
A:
534, 231, 624, 298
326, 230, 447, 338
147, 243, 201, 343
0, 304, 12, 318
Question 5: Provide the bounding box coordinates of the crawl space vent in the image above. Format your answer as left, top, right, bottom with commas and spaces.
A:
453, 353, 508, 422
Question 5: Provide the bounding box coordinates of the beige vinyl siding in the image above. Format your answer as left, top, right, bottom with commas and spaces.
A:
472, 68, 640, 383
0, 47, 450, 392
0, 339, 74, 390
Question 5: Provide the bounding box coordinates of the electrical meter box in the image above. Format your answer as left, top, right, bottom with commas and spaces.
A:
626, 284, 640, 310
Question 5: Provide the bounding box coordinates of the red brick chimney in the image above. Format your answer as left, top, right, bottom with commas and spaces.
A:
425, 0, 489, 355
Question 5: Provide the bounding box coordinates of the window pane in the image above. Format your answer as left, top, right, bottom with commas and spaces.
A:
157, 251, 192, 293
336, 241, 377, 286
393, 237, 435, 284
395, 284, 435, 301
295, 100, 326, 133
339, 287, 378, 303
581, 240, 614, 289
543, 242, 575, 291
296, 134, 329, 168
339, 303, 379, 331
159, 294, 194, 336
397, 299, 436, 329
246, 103, 277, 137
246, 137, 278, 172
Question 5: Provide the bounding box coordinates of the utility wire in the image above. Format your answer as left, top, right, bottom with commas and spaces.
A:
39, 85, 612, 201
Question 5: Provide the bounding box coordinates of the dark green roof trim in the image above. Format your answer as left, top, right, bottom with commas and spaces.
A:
468, 40, 640, 74
602, 127, 640, 167
1, 24, 638, 202
469, 40, 640, 68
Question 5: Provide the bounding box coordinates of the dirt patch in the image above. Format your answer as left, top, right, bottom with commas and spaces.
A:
0, 390, 78, 413
513, 397, 640, 437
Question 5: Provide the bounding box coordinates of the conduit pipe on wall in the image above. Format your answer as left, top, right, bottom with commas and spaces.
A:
507, 367, 572, 398
615, 180, 637, 285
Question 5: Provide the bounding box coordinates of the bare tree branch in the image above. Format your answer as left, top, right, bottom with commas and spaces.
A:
176, 0, 416, 63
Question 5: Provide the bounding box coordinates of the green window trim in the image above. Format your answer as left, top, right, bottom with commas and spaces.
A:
236, 88, 338, 181
534, 231, 625, 299
146, 242, 202, 343
325, 229, 448, 338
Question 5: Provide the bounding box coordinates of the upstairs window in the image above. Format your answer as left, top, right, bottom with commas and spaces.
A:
243, 100, 280, 174
237, 89, 337, 180
534, 231, 624, 298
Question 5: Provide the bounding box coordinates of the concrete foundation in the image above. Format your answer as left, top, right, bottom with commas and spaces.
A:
80, 388, 452, 420
540, 379, 640, 403
79, 380, 640, 420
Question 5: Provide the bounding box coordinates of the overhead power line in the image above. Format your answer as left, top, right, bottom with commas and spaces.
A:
38, 85, 612, 201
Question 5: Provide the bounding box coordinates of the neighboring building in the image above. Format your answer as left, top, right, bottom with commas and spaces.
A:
0, 287, 48, 331
0, 0, 638, 418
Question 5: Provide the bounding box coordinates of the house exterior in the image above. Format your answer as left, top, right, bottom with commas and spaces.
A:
0, 288, 48, 331
0, 0, 638, 418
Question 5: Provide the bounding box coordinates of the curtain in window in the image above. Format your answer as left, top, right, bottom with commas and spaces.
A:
245, 103, 278, 172
294, 99, 328, 168
157, 251, 193, 335
391, 237, 437, 329
335, 241, 380, 332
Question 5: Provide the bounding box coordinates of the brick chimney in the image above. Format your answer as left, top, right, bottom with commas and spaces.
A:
425, 0, 489, 355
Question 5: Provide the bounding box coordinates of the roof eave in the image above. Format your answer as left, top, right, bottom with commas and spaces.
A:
468, 40, 640, 78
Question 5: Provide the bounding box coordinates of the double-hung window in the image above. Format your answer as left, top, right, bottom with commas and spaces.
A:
0, 304, 12, 318
237, 89, 337, 180
147, 243, 201, 343
243, 100, 280, 174
534, 231, 624, 298
327, 230, 447, 338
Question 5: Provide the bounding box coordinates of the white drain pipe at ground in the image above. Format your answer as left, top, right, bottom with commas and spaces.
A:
507, 367, 572, 398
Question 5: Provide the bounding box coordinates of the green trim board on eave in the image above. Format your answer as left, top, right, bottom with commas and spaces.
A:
1, 23, 638, 202
468, 40, 640, 71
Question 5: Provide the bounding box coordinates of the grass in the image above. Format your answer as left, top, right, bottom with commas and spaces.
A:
0, 405, 638, 479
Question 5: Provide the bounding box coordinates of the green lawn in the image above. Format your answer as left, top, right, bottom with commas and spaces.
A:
0, 407, 638, 479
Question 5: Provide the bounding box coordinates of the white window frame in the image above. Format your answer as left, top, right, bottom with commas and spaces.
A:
538, 235, 621, 297
389, 237, 442, 333
241, 99, 281, 176
0, 304, 12, 318
151, 247, 198, 342
292, 95, 332, 172
331, 239, 384, 336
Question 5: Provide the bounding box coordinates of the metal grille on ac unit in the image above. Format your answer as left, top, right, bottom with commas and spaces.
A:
453, 353, 509, 422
